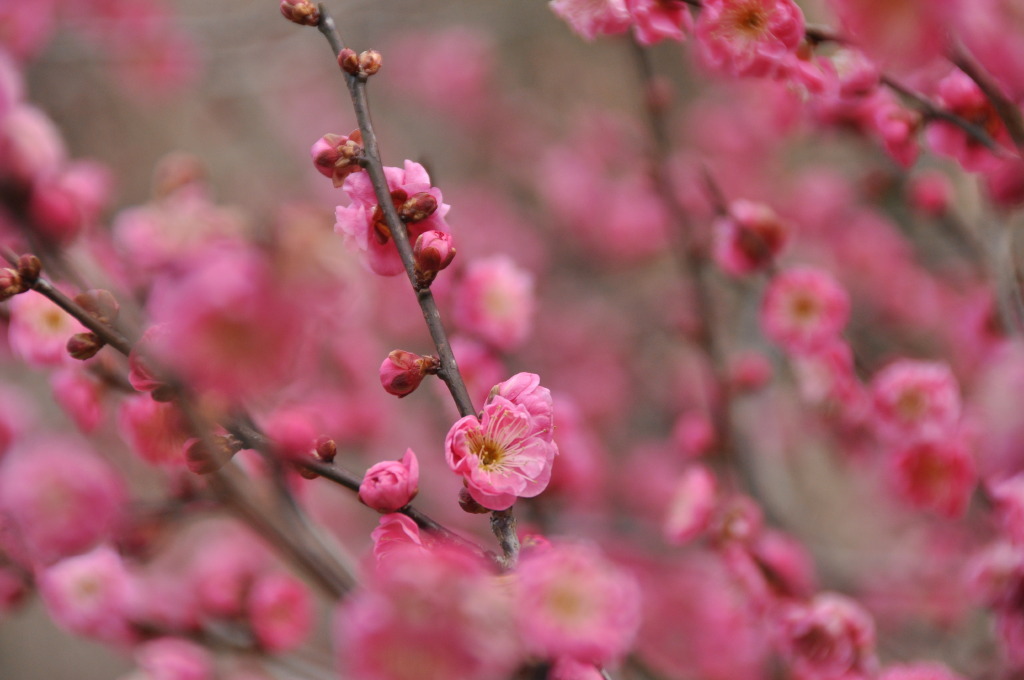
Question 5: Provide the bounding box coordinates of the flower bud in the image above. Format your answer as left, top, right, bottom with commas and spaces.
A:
399, 192, 438, 223
279, 0, 319, 26
339, 48, 359, 75
358, 449, 419, 513
0, 268, 22, 300
299, 436, 338, 479
16, 254, 40, 286
413, 230, 455, 286
459, 486, 490, 514
310, 130, 363, 187
379, 350, 439, 397
184, 435, 239, 475
66, 332, 105, 361
357, 50, 382, 76
74, 289, 119, 326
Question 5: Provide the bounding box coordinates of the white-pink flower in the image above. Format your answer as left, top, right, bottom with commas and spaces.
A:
38, 545, 135, 643
870, 359, 960, 442
761, 266, 850, 355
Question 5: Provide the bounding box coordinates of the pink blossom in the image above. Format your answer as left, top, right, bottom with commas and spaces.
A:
695, 0, 805, 79
491, 372, 555, 438
50, 368, 104, 434
0, 104, 65, 185
908, 171, 953, 216
871, 95, 921, 168
549, 657, 605, 680
515, 542, 641, 665
925, 70, 1009, 172
118, 396, 189, 467
791, 341, 865, 413
187, 524, 271, 618
28, 161, 113, 244
0, 436, 124, 564
145, 246, 307, 401
870, 360, 960, 441
627, 0, 693, 46
359, 449, 420, 513
136, 637, 213, 680
672, 411, 716, 459
663, 464, 718, 545
248, 572, 314, 652
8, 291, 87, 368
549, 0, 631, 41
413, 229, 456, 282
310, 130, 363, 187
777, 593, 877, 680
446, 388, 558, 511
453, 255, 534, 352
379, 350, 436, 398
827, 0, 954, 68
37, 545, 134, 643
990, 474, 1024, 544
335, 160, 450, 277
888, 437, 976, 518
712, 199, 790, 276
728, 351, 773, 392
371, 513, 428, 566
0, 0, 58, 60
750, 529, 817, 598
336, 544, 520, 680
877, 663, 968, 680
447, 336, 505, 406
761, 266, 850, 355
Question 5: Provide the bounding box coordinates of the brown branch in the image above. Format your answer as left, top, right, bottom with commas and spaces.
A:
314, 4, 523, 567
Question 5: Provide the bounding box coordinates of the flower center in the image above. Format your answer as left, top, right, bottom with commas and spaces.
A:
475, 438, 506, 470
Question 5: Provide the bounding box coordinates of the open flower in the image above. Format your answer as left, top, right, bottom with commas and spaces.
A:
446, 378, 557, 511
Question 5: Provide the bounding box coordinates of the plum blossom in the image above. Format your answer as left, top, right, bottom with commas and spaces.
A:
453, 255, 535, 352
336, 544, 520, 680
761, 266, 850, 355
359, 449, 420, 513
335, 160, 450, 276
371, 513, 428, 566
663, 464, 718, 545
135, 637, 214, 680
777, 593, 877, 680
925, 70, 1009, 172
8, 291, 86, 368
870, 360, 960, 442
888, 437, 976, 518
248, 572, 314, 652
695, 0, 805, 79
515, 542, 641, 665
712, 199, 790, 276
446, 373, 557, 511
38, 545, 135, 643
549, 0, 631, 41
627, 0, 693, 45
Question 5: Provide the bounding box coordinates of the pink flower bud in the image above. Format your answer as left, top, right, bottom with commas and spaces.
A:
358, 449, 419, 513
0, 268, 22, 300
314, 435, 337, 463
413, 230, 456, 284
310, 130, 363, 188
379, 349, 439, 397
399, 192, 439, 223
66, 332, 105, 361
279, 0, 320, 26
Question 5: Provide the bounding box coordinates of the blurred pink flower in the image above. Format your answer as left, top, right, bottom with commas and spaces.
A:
38, 545, 135, 643
359, 449, 420, 513
136, 637, 213, 680
248, 572, 313, 653
761, 266, 850, 355
695, 0, 804, 78
549, 0, 631, 41
515, 542, 641, 665
888, 437, 976, 518
453, 255, 534, 352
8, 291, 86, 368
870, 359, 960, 442
777, 593, 877, 680
712, 199, 791, 276
627, 0, 693, 45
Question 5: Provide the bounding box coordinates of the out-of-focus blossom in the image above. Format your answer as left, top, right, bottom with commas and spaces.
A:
712, 199, 790, 276
8, 290, 86, 368
761, 266, 850, 355
453, 255, 534, 352
516, 542, 641, 665
370, 513, 428, 566
0, 436, 124, 564
135, 637, 214, 680
888, 437, 976, 518
926, 71, 1009, 172
50, 369, 104, 433
627, 0, 693, 45
336, 544, 520, 680
663, 464, 718, 545
826, 0, 955, 68
549, 0, 631, 41
248, 572, 313, 653
870, 360, 960, 442
777, 593, 877, 680
877, 663, 968, 680
118, 396, 189, 467
695, 0, 805, 78
38, 545, 134, 643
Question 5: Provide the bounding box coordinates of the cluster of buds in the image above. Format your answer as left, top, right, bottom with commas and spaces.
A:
311, 130, 364, 187
338, 48, 382, 79
367, 188, 438, 245
66, 289, 119, 361
298, 436, 338, 480
279, 0, 320, 26
379, 350, 440, 397
0, 254, 40, 302
413, 230, 455, 287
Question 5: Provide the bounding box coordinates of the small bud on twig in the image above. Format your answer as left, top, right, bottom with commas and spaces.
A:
299, 436, 339, 479
399, 192, 438, 223
357, 50, 382, 76
16, 254, 40, 287
67, 332, 105, 361
0, 268, 23, 300
311, 130, 364, 187
379, 350, 440, 397
339, 48, 359, 75
279, 0, 320, 26
413, 230, 455, 287
339, 48, 383, 79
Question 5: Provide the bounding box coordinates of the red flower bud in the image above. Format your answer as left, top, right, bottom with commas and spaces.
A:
379, 350, 439, 397
66, 332, 105, 361
16, 254, 40, 287
399, 192, 438, 223
413, 230, 455, 285
339, 48, 359, 75
279, 0, 320, 26
357, 50, 382, 76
